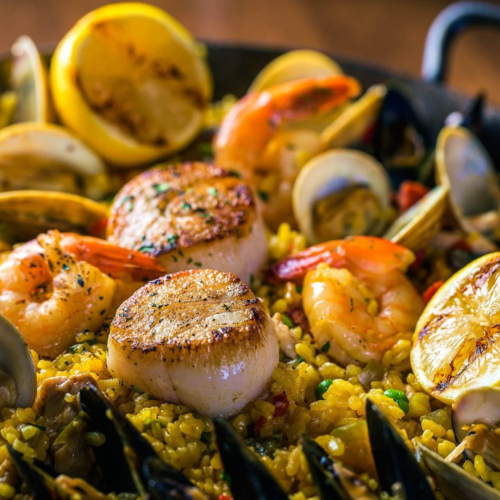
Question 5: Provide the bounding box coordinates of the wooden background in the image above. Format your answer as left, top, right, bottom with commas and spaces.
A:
1, 0, 500, 101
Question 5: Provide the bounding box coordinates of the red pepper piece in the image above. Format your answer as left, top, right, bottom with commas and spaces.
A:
423, 280, 445, 304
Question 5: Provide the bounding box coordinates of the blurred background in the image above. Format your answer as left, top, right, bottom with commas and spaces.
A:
1, 0, 500, 101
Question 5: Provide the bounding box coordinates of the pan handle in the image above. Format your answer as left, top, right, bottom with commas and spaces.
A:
422, 1, 500, 84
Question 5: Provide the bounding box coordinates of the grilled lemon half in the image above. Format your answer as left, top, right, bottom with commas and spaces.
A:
50, 2, 212, 167
412, 252, 500, 403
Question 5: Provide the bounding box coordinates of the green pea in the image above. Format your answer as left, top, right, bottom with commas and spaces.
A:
316, 379, 333, 400
383, 389, 409, 414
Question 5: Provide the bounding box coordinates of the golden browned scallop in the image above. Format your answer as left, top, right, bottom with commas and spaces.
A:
107, 162, 267, 284
107, 269, 279, 417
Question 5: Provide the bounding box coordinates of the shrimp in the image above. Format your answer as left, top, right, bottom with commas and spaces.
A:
1, 231, 166, 358
269, 236, 423, 366
214, 76, 361, 228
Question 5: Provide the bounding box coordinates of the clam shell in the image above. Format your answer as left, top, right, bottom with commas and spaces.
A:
249, 50, 343, 93
0, 314, 36, 408
453, 387, 500, 443
0, 122, 109, 199
293, 149, 391, 244
0, 190, 108, 242
436, 125, 500, 237
418, 442, 500, 500
320, 84, 386, 149
384, 185, 449, 252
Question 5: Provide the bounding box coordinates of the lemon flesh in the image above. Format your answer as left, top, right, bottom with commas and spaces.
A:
51, 3, 212, 166
412, 252, 500, 403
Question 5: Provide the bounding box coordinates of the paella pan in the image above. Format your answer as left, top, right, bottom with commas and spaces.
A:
1, 2, 500, 499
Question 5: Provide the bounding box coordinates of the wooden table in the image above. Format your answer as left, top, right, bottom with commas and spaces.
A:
1, 0, 500, 101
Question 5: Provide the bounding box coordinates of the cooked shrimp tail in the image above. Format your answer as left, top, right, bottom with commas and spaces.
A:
215, 75, 360, 171
268, 236, 415, 283
15, 232, 166, 282
59, 233, 166, 281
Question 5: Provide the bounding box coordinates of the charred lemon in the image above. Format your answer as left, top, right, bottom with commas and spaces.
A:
50, 3, 212, 167
412, 252, 500, 403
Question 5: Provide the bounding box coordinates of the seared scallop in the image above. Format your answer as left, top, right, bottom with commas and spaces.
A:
107, 162, 267, 284
107, 269, 279, 417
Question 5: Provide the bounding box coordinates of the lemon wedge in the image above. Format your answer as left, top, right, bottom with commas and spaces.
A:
249, 49, 343, 92
0, 122, 109, 199
412, 252, 500, 403
10, 36, 53, 123
50, 3, 212, 167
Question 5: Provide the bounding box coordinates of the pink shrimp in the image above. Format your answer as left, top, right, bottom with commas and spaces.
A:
267, 236, 416, 283
214, 75, 361, 228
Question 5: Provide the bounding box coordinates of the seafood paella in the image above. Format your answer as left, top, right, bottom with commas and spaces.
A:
1, 3, 500, 499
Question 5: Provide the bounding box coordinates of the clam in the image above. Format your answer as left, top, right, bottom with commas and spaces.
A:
320, 84, 387, 149
10, 35, 53, 123
436, 126, 500, 246
383, 184, 449, 252
418, 443, 500, 500
0, 313, 36, 409
249, 49, 343, 93
0, 122, 109, 199
453, 387, 500, 443
293, 149, 391, 244
0, 190, 108, 242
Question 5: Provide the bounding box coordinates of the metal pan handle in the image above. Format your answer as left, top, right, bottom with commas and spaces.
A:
422, 1, 500, 84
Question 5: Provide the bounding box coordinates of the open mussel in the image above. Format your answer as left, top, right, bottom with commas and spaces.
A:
9, 385, 207, 500
321, 84, 431, 188
213, 400, 438, 500
0, 190, 108, 243
0, 313, 36, 409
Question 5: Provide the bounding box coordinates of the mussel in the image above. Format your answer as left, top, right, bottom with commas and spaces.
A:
436, 125, 500, 250
213, 399, 437, 500
0, 190, 108, 242
321, 84, 430, 187
293, 149, 391, 244
0, 313, 36, 409
9, 385, 207, 499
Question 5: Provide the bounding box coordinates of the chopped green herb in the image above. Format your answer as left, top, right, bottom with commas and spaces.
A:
154, 183, 170, 194
62, 263, 70, 271
194, 262, 202, 267
138, 243, 156, 253
77, 275, 84, 287
383, 389, 409, 414
27, 423, 46, 431
167, 234, 179, 247
295, 285, 303, 294
228, 169, 242, 178
181, 201, 192, 210
321, 341, 331, 353
296, 356, 305, 364
207, 187, 218, 196
131, 385, 144, 395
